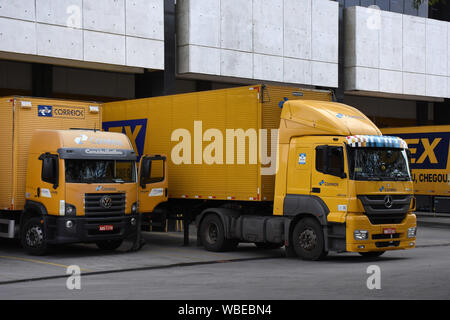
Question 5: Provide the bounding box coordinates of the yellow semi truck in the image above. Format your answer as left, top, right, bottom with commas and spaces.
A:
0, 97, 142, 255
103, 85, 417, 260
382, 125, 450, 213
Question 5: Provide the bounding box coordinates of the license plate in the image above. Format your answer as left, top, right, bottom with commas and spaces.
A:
383, 228, 396, 234
99, 225, 113, 231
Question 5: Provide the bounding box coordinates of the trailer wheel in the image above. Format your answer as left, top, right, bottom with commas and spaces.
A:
292, 218, 327, 261
359, 251, 385, 258
20, 216, 48, 256
200, 214, 233, 252
96, 239, 123, 251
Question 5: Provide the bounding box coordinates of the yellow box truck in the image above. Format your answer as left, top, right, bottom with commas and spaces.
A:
0, 97, 142, 255
382, 125, 450, 213
103, 85, 417, 260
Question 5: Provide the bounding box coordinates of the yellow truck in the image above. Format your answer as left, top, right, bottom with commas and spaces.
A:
103, 85, 417, 260
0, 97, 143, 255
382, 125, 450, 213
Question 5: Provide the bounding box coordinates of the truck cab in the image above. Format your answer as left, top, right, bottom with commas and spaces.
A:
21, 129, 140, 254
274, 100, 416, 259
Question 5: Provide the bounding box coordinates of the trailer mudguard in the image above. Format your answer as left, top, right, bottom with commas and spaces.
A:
196, 207, 241, 240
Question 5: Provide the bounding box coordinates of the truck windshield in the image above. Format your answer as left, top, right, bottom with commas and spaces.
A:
347, 147, 411, 181
65, 160, 136, 183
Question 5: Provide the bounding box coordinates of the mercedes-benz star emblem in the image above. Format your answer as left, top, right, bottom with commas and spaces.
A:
384, 195, 393, 209
100, 196, 112, 209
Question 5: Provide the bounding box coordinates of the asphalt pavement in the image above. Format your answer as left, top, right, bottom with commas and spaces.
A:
0, 221, 450, 300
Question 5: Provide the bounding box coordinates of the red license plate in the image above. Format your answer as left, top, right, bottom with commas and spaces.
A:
99, 225, 113, 231
383, 228, 396, 234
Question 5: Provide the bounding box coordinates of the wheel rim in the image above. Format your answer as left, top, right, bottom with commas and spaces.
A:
206, 222, 218, 244
26, 225, 44, 248
298, 228, 317, 251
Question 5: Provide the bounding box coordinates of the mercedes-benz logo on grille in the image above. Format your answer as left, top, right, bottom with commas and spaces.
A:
100, 196, 112, 209
384, 195, 393, 209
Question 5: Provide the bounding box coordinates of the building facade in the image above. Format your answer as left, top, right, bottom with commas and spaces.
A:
0, 0, 449, 126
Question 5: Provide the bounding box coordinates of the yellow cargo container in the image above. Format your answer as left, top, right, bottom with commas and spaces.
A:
103, 85, 332, 202
0, 96, 101, 211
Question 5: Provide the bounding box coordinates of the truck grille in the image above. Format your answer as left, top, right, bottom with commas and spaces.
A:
358, 194, 412, 225
84, 193, 126, 216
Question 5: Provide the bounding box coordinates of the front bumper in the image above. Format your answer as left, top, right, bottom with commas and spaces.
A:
44, 214, 139, 244
345, 213, 417, 252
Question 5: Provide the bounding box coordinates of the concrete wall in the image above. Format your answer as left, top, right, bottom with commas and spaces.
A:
0, 0, 164, 72
345, 6, 450, 99
177, 0, 339, 88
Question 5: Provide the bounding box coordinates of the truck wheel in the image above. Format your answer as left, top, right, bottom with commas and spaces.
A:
96, 239, 123, 251
292, 218, 327, 261
254, 242, 283, 250
359, 251, 385, 258
20, 216, 48, 256
200, 214, 234, 252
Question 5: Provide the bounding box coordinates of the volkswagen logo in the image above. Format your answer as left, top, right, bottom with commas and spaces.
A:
100, 196, 112, 209
384, 195, 393, 209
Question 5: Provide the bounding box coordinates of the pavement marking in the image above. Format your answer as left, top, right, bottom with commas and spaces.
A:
0, 255, 91, 272
0, 255, 283, 286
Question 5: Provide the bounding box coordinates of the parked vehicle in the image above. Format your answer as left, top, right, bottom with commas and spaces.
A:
0, 97, 142, 255
103, 85, 417, 260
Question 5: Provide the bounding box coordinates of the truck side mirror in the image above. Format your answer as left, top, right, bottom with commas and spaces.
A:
39, 153, 59, 189
140, 157, 151, 189
140, 155, 166, 189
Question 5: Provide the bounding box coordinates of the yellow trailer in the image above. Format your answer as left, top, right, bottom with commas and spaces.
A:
103, 85, 332, 202
103, 85, 417, 260
0, 97, 144, 255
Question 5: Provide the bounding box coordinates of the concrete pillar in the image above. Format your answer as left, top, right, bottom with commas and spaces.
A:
32, 63, 52, 97
134, 0, 176, 98
416, 101, 428, 125
434, 100, 450, 125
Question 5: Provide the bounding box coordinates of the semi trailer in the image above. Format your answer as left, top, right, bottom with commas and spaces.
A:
0, 97, 142, 255
103, 85, 417, 260
382, 125, 450, 213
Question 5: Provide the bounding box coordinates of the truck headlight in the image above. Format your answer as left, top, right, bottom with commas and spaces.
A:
354, 230, 369, 240
131, 202, 138, 214
65, 204, 76, 216
407, 227, 417, 238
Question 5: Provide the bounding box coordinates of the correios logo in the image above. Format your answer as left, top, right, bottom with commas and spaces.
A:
74, 134, 124, 146
38, 105, 52, 117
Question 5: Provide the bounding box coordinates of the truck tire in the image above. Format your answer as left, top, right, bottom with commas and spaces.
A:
200, 214, 235, 252
359, 251, 385, 258
96, 239, 123, 251
292, 218, 327, 261
20, 216, 48, 256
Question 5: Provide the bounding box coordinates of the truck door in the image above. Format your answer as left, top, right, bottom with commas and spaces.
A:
311, 144, 349, 216
138, 155, 168, 213
35, 153, 65, 215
